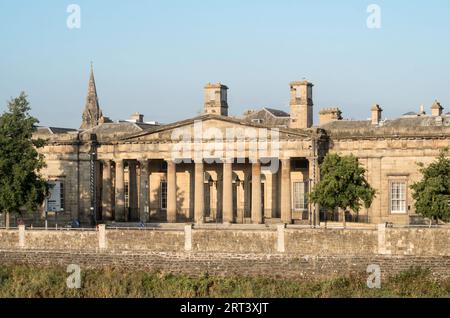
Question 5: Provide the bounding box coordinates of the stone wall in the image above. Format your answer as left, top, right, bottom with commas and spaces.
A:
0, 226, 449, 279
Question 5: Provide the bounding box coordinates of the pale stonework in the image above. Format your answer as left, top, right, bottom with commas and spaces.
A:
30, 69, 450, 227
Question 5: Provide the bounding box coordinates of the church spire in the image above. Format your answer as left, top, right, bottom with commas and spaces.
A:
80, 63, 104, 130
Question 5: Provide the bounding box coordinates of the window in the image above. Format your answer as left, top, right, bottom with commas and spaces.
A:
124, 182, 129, 208
391, 181, 407, 213
252, 119, 263, 124
293, 182, 308, 211
59, 182, 65, 211
295, 88, 302, 99
160, 181, 167, 210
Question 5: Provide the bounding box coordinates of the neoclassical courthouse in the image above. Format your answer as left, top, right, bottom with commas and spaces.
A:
33, 67, 449, 226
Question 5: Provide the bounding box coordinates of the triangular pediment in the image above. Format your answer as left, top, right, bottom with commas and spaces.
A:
121, 114, 311, 143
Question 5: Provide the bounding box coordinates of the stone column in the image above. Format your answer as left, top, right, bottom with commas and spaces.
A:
101, 161, 113, 220
139, 160, 149, 223
223, 162, 233, 224
194, 161, 205, 224
115, 160, 125, 222
167, 160, 177, 223
281, 159, 292, 224
251, 161, 263, 224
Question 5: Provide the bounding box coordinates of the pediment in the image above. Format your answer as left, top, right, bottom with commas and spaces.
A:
121, 115, 310, 143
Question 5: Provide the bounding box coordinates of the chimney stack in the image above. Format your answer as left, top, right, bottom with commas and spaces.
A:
371, 104, 383, 125
431, 100, 443, 117
319, 108, 342, 125
289, 80, 314, 129
129, 112, 144, 123
204, 83, 229, 116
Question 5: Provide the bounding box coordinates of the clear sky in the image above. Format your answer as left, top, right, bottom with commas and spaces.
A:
0, 0, 449, 128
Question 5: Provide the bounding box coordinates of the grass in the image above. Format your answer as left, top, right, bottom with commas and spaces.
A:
0, 266, 449, 298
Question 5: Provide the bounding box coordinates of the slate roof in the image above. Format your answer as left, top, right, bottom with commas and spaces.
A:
264, 108, 290, 117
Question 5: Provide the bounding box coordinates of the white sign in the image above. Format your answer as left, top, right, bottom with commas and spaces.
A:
46, 181, 63, 212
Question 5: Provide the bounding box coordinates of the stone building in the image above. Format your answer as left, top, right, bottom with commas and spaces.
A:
32, 67, 449, 226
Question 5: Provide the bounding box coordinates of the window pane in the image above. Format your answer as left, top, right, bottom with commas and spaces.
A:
391, 182, 406, 213
293, 182, 307, 211
160, 181, 167, 210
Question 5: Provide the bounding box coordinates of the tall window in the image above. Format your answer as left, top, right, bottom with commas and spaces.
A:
160, 181, 167, 210
124, 182, 129, 208
59, 182, 65, 211
293, 182, 308, 211
391, 182, 406, 213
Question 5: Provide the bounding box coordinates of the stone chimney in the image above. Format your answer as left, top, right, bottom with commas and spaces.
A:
371, 104, 383, 125
204, 83, 229, 116
289, 80, 314, 129
319, 108, 342, 125
431, 100, 443, 117
129, 112, 144, 123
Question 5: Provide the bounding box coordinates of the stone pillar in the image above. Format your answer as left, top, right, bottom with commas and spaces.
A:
98, 224, 107, 250
184, 224, 193, 251
223, 162, 233, 224
102, 161, 113, 220
281, 159, 292, 224
18, 225, 25, 248
115, 160, 125, 222
167, 160, 177, 223
194, 162, 205, 224
139, 160, 149, 223
251, 161, 263, 224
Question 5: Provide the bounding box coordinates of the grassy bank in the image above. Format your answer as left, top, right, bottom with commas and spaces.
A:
0, 266, 449, 298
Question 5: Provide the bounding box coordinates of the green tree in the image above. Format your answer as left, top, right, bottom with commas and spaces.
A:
310, 153, 376, 226
411, 149, 450, 224
0, 93, 48, 227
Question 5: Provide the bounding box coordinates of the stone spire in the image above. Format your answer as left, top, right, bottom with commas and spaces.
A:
80, 63, 104, 130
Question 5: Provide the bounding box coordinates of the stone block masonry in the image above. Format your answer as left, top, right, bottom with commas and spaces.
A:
0, 226, 449, 280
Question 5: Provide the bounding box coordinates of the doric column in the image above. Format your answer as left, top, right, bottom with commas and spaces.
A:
167, 160, 177, 223
223, 162, 233, 224
251, 161, 263, 224
102, 161, 113, 220
115, 160, 125, 222
194, 161, 205, 224
281, 159, 292, 224
139, 160, 149, 223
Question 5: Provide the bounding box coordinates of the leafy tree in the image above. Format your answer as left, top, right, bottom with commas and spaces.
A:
0, 93, 48, 227
310, 153, 376, 225
411, 149, 450, 223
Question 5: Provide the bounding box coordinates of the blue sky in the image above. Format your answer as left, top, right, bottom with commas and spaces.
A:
0, 0, 449, 128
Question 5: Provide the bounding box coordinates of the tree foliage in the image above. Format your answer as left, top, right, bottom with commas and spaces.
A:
310, 154, 376, 213
411, 149, 450, 222
0, 93, 48, 216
